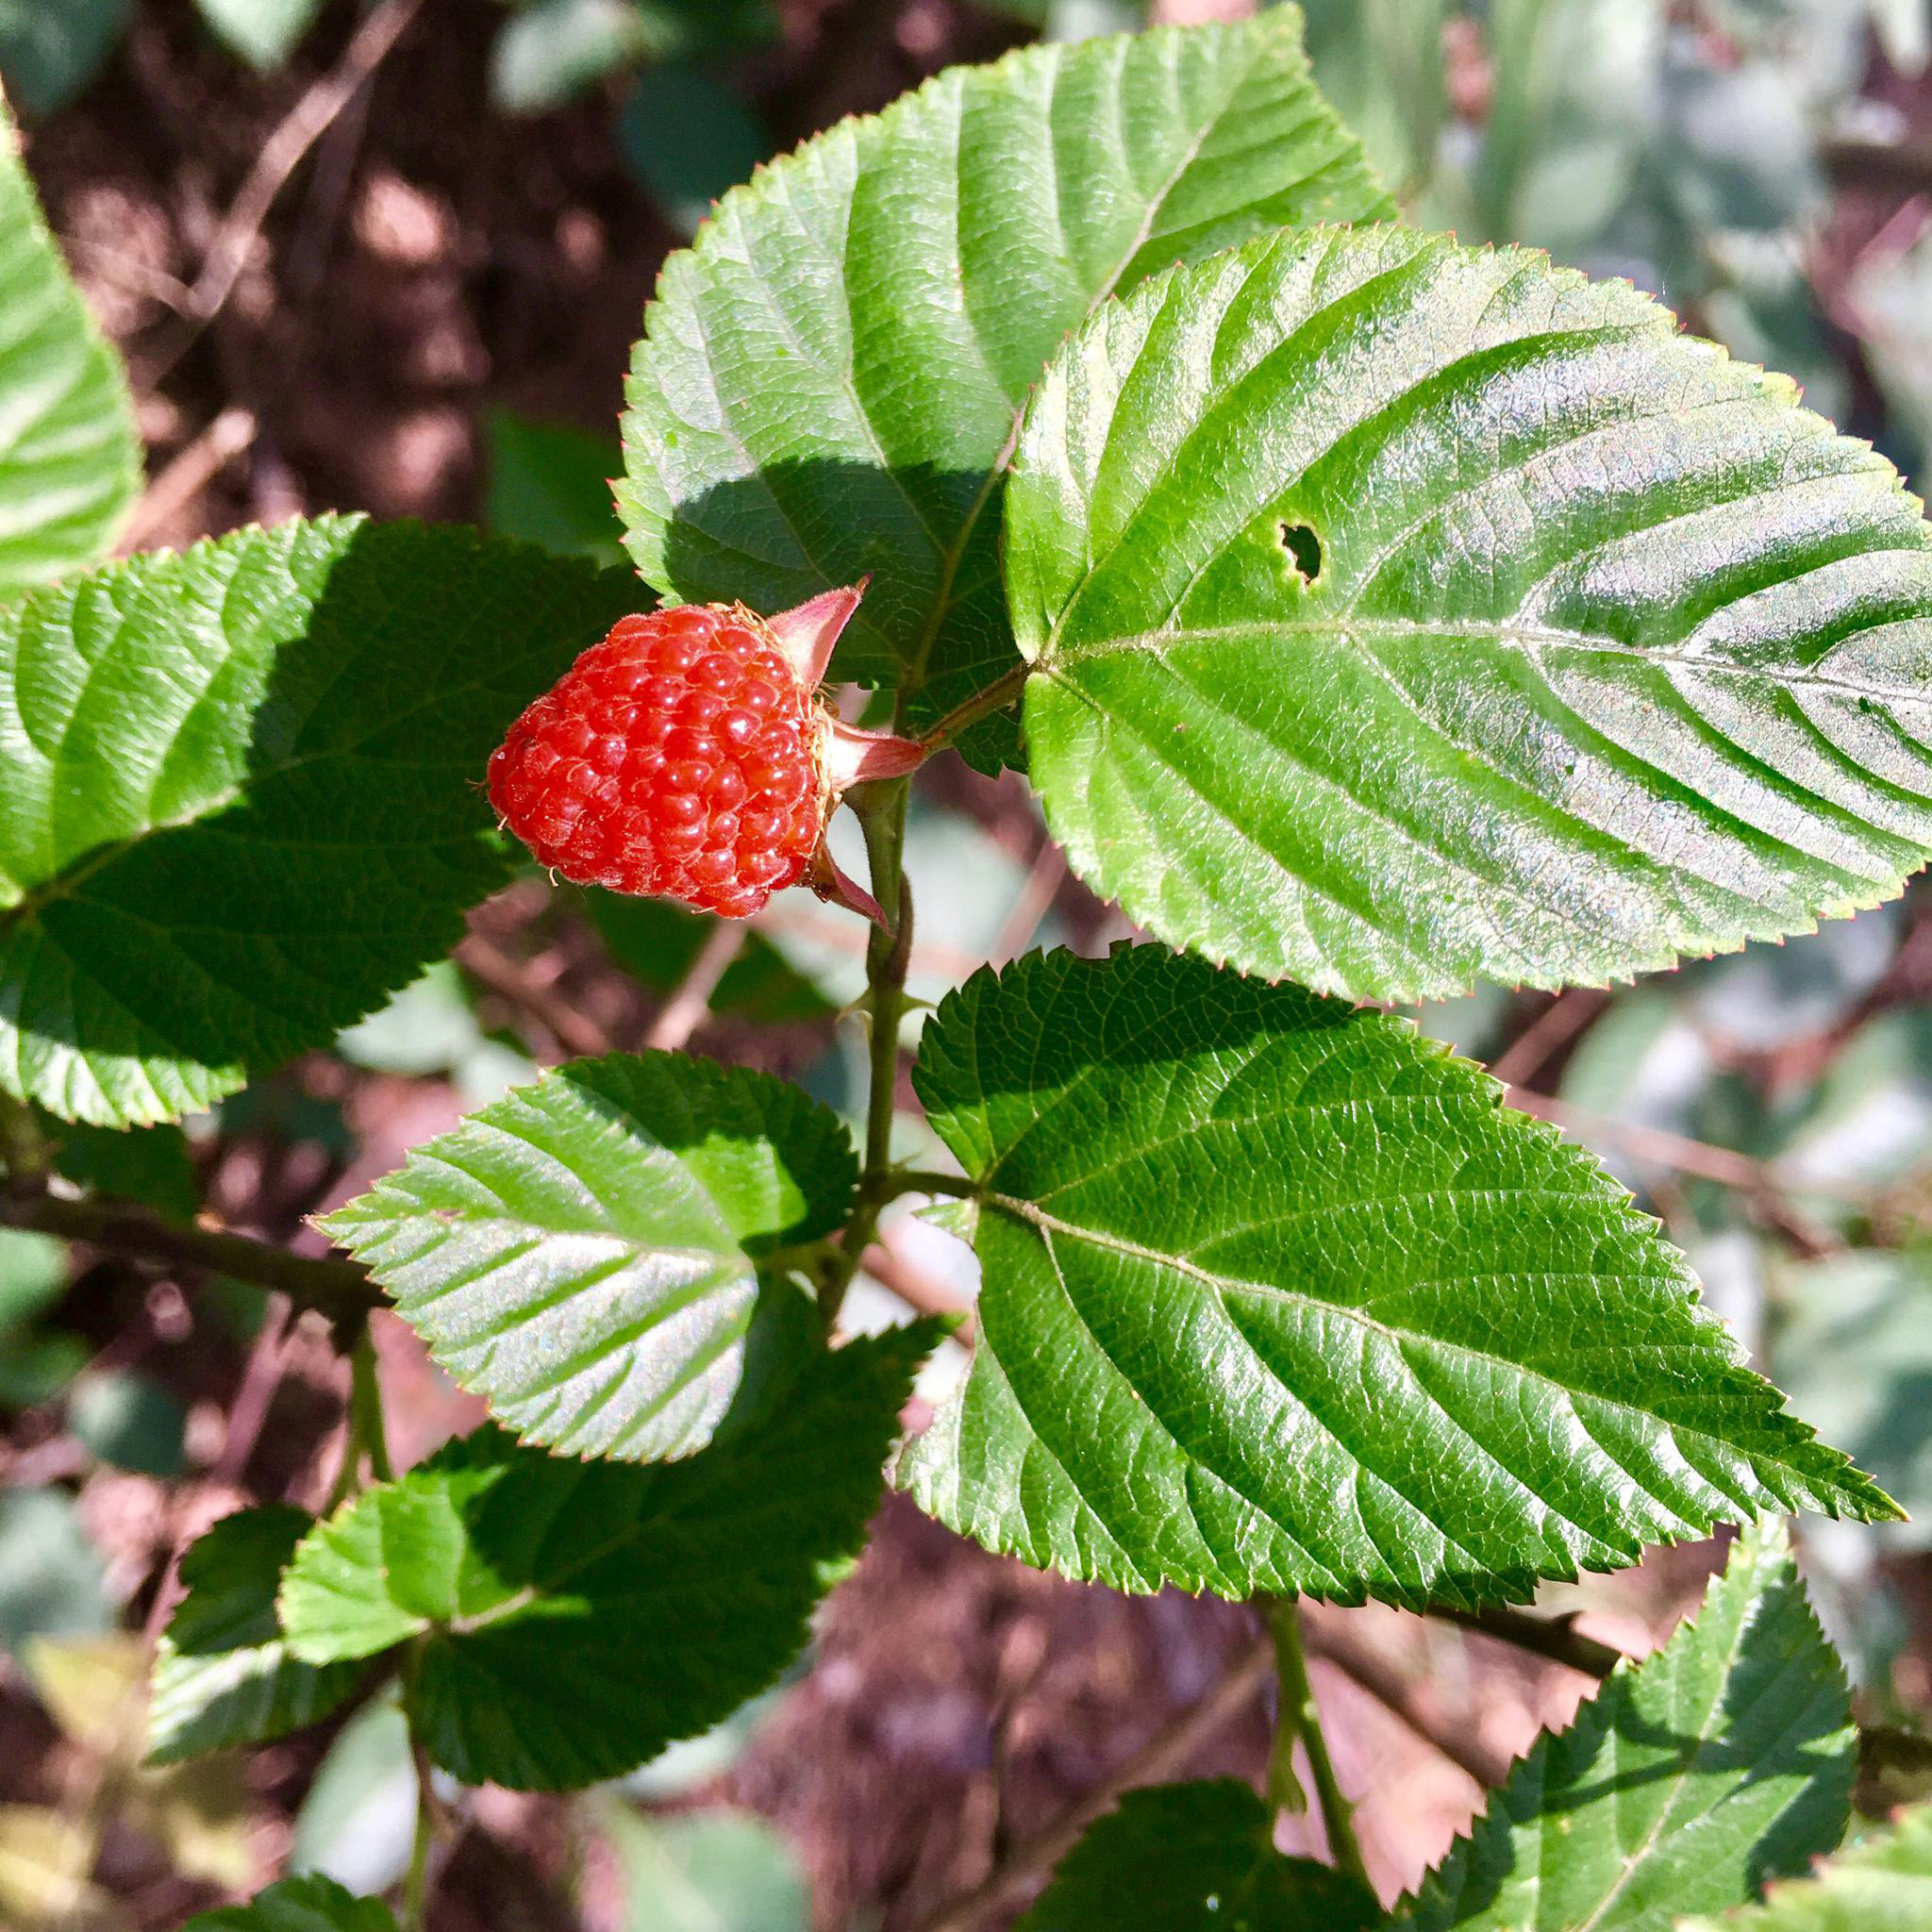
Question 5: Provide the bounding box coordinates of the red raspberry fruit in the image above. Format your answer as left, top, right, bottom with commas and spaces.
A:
488, 585, 920, 920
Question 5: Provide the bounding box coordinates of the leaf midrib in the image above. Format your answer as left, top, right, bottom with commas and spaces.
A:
1033, 615, 1932, 707
984, 1190, 1802, 1494
898, 25, 1293, 705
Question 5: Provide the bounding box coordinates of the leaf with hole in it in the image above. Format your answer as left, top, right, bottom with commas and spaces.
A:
0, 516, 635, 1127
147, 1507, 360, 1766
617, 13, 1391, 768
1677, 1799, 1932, 1931
1006, 225, 1932, 1000
0, 93, 138, 594
183, 1874, 398, 1932
278, 1324, 935, 1790
1015, 1778, 1379, 1931
895, 946, 1893, 1608
1396, 1522, 1851, 1931
318, 1054, 856, 1463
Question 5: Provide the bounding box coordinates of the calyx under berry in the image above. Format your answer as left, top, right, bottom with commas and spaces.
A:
487, 582, 922, 924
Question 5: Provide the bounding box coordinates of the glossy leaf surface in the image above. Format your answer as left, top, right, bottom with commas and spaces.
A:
896, 947, 1892, 1607
0, 95, 138, 595
279, 1324, 934, 1790
1008, 225, 1932, 997
617, 14, 1391, 761
320, 1054, 857, 1463
0, 517, 633, 1124
1397, 1523, 1851, 1931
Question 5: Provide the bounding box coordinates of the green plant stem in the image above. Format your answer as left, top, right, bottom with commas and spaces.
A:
0, 1184, 377, 1324
0, 1096, 49, 1186
1268, 1597, 1370, 1890
915, 661, 1030, 750
820, 776, 913, 1337
329, 1324, 392, 1509
402, 1735, 437, 1932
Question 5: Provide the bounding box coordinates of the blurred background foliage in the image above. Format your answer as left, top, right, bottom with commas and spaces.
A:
6, 1, 1932, 1926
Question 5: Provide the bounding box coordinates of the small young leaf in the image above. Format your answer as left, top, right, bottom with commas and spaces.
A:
1395, 1522, 1851, 1931
1677, 1800, 1932, 1930
617, 13, 1391, 762
895, 946, 1893, 1607
0, 92, 139, 593
147, 1507, 360, 1765
0, 516, 635, 1126
320, 1054, 857, 1463
278, 1324, 936, 1790
1007, 225, 1932, 999
183, 1874, 397, 1932
1015, 1778, 1379, 1931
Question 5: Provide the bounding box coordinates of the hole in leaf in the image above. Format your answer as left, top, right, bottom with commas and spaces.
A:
1278, 520, 1323, 585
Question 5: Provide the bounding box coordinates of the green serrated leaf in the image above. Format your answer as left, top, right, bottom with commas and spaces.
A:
895, 946, 1893, 1607
0, 515, 636, 1126
319, 1054, 857, 1463
1396, 1523, 1850, 1931
147, 1507, 360, 1766
0, 94, 138, 594
1015, 1777, 1378, 1931
617, 13, 1391, 766
183, 1874, 397, 1932
1676, 1799, 1932, 1930
1006, 224, 1932, 1000
278, 1324, 936, 1790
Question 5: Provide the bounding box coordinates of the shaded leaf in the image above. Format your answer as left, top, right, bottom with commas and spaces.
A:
491, 0, 644, 114
1395, 1523, 1850, 1931
1007, 225, 1932, 1000
617, 14, 1391, 763
0, 516, 635, 1125
0, 0, 128, 115
67, 1369, 185, 1475
148, 1507, 361, 1765
1015, 1778, 1378, 1931
46, 1118, 199, 1219
896, 946, 1892, 1607
586, 891, 834, 1024
617, 61, 770, 239
483, 409, 625, 567
320, 1053, 856, 1462
0, 92, 138, 592
1677, 1800, 1932, 1930
184, 1874, 397, 1932
279, 1324, 936, 1789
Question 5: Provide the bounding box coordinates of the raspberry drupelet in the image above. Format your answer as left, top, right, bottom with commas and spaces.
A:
488, 584, 921, 921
